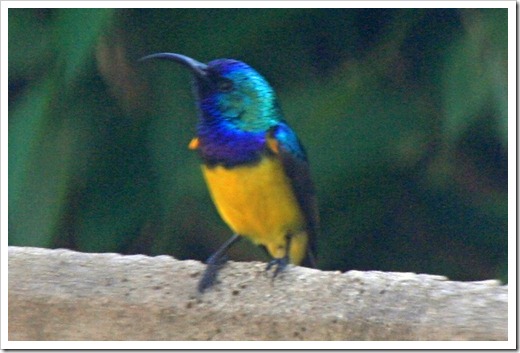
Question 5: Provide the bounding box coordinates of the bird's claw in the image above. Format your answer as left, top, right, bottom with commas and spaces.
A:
265, 257, 289, 279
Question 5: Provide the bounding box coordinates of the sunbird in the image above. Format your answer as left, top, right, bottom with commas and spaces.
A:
140, 53, 318, 292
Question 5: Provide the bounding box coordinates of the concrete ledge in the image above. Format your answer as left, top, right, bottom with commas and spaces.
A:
8, 246, 507, 340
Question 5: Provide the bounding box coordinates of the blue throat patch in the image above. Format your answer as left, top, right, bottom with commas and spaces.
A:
196, 118, 267, 167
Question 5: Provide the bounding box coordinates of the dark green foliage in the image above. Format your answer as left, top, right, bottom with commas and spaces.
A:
8, 8, 508, 282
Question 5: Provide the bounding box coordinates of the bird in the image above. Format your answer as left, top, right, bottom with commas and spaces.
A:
140, 53, 318, 292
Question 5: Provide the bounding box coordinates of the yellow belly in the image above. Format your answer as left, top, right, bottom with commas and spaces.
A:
201, 157, 308, 264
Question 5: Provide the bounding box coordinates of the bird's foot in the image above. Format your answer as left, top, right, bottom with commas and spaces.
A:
265, 257, 289, 279
197, 234, 241, 293
198, 254, 229, 293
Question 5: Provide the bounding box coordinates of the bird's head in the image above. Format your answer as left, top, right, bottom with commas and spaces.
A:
140, 53, 281, 132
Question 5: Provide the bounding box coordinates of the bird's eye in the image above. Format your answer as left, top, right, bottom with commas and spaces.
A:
217, 79, 234, 92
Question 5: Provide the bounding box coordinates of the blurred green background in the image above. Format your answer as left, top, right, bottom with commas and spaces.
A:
8, 8, 508, 282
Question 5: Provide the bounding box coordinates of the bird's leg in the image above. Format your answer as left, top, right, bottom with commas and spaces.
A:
198, 234, 241, 293
265, 233, 292, 279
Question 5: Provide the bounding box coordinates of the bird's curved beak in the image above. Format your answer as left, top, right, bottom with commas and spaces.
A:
139, 52, 208, 79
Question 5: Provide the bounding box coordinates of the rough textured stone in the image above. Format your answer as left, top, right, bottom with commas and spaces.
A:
8, 246, 507, 341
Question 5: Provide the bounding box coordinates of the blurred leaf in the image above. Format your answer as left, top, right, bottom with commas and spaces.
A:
52, 8, 114, 83
9, 78, 73, 247
8, 9, 51, 79
442, 9, 507, 145
9, 8, 115, 247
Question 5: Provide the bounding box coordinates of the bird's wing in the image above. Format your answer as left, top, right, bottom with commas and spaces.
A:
266, 123, 319, 267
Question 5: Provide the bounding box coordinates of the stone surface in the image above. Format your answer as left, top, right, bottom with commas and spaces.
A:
8, 246, 507, 340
